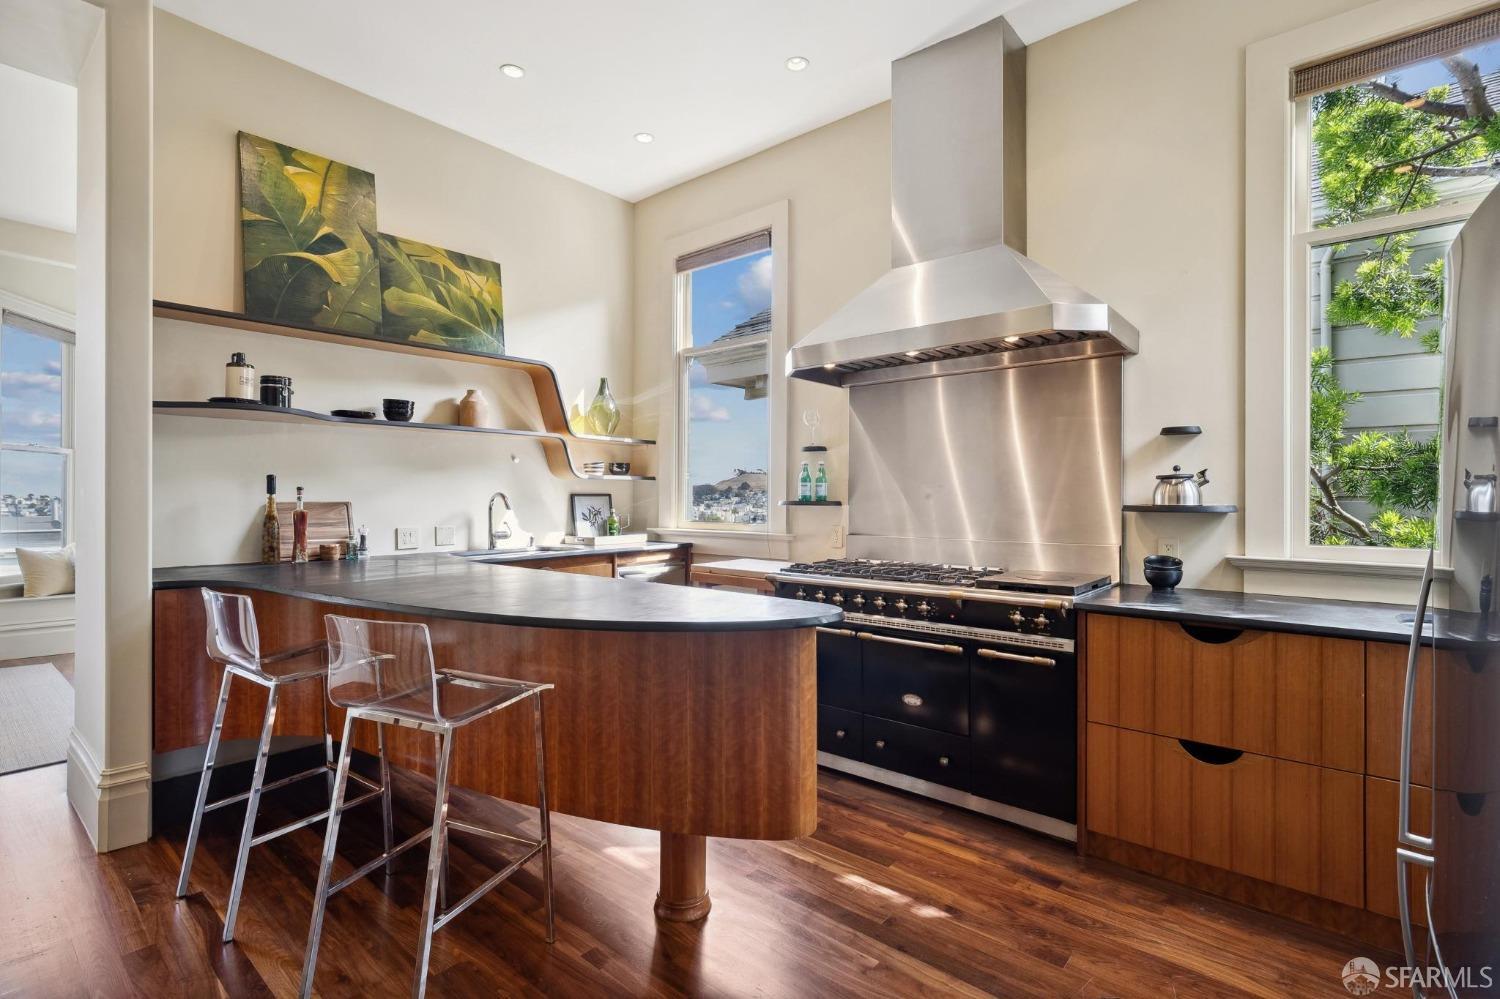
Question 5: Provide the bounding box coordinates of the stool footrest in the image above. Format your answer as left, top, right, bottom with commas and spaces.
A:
447, 819, 543, 850
433, 840, 547, 932
204, 763, 382, 815
329, 826, 434, 896
248, 785, 384, 848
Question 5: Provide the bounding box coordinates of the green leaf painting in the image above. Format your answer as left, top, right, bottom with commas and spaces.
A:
376, 233, 504, 355
238, 132, 381, 336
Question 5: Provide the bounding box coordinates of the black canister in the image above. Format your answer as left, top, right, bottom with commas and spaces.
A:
259, 375, 293, 407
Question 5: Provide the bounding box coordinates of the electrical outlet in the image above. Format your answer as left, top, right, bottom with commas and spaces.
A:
434, 525, 456, 547
1159, 538, 1182, 557
831, 525, 845, 548
396, 527, 419, 550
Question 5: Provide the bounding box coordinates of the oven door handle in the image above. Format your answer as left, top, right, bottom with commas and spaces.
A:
815, 627, 857, 638
976, 647, 1057, 668
856, 631, 964, 655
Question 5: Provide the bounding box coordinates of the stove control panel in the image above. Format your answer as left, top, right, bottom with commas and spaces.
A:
779, 580, 1073, 640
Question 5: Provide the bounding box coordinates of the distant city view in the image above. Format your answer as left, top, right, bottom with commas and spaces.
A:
1, 492, 64, 550
691, 469, 768, 525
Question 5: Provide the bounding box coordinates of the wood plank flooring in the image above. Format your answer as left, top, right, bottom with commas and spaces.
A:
0, 760, 1393, 997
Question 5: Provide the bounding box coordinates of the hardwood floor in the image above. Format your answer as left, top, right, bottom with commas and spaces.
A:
0, 759, 1393, 997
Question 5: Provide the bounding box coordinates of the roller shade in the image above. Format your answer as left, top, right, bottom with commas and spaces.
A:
675, 230, 771, 273
1292, 6, 1500, 99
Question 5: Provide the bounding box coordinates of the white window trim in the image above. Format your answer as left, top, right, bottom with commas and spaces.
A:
1244, 0, 1493, 576
0, 290, 76, 561
656, 201, 790, 537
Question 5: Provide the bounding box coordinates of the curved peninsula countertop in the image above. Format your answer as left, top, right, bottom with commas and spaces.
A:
153, 552, 838, 924
153, 552, 841, 632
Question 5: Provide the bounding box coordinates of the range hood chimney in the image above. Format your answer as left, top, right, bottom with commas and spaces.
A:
788, 16, 1138, 386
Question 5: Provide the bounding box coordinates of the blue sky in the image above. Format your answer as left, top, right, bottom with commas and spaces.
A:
686, 249, 770, 488
0, 323, 64, 501
1387, 43, 1500, 98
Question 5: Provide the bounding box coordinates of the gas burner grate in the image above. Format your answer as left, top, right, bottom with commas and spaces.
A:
784, 558, 1004, 588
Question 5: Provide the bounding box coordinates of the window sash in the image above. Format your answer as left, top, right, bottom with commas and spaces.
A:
0, 443, 73, 555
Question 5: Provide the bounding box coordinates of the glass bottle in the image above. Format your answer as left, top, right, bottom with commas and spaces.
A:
586, 377, 621, 436
814, 461, 829, 502
292, 486, 309, 563
260, 474, 280, 564
605, 510, 621, 536
798, 461, 813, 501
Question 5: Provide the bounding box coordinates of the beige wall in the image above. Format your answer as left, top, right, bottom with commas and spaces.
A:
0, 217, 74, 314
152, 13, 636, 565
632, 105, 891, 561
634, 0, 1370, 586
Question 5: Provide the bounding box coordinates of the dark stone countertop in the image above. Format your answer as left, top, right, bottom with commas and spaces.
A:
452, 541, 685, 564
153, 553, 843, 633
1077, 583, 1498, 647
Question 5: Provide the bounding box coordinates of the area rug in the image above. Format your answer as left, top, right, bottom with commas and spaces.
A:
0, 663, 71, 775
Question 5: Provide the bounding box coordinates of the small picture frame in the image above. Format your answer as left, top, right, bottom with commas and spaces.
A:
570, 493, 613, 538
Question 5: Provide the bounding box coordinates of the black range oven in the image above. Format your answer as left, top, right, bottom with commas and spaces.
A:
772, 560, 1107, 841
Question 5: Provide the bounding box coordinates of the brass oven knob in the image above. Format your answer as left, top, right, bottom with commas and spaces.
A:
915, 601, 931, 617
834, 728, 846, 740
1008, 609, 1024, 627
893, 599, 908, 612
872, 596, 886, 610
851, 594, 865, 608
813, 590, 826, 602
1032, 612, 1050, 630
938, 756, 950, 767
831, 592, 845, 605
874, 739, 886, 749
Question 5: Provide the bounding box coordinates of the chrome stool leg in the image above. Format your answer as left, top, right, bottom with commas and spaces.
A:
222, 682, 279, 943
413, 730, 455, 999
176, 668, 234, 898
533, 694, 555, 943
321, 675, 336, 798
378, 721, 395, 875
300, 713, 356, 999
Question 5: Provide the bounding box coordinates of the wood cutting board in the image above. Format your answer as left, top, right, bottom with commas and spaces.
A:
273, 501, 353, 561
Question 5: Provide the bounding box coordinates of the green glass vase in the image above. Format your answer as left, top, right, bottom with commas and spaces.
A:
586, 377, 621, 436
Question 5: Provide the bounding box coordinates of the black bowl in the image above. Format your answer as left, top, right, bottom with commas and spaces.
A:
1143, 554, 1183, 591
382, 398, 415, 422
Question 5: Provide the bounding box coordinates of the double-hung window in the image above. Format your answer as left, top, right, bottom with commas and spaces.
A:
672, 231, 773, 528
1281, 9, 1500, 564
0, 311, 73, 556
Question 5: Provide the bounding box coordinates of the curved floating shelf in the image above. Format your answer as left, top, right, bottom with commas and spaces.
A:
1455, 510, 1500, 522
152, 401, 654, 481
1123, 504, 1238, 514
151, 301, 655, 447
779, 500, 843, 507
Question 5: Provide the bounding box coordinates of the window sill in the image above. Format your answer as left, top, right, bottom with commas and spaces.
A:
651, 528, 794, 544
1227, 554, 1452, 581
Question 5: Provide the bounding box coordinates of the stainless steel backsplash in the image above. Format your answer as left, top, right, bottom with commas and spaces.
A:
848, 357, 1122, 580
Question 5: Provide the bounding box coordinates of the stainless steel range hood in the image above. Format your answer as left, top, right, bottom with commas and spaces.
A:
788, 17, 1138, 387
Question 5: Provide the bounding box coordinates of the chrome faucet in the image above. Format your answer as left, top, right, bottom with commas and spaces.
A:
488, 491, 513, 546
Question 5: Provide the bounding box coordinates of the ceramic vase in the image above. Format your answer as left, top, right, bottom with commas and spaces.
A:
458, 388, 490, 428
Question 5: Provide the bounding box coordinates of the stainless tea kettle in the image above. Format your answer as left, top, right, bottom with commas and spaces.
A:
1153, 465, 1210, 506
1464, 468, 1497, 515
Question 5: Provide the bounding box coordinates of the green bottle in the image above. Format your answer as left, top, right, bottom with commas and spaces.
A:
814, 461, 829, 502
605, 510, 621, 536
798, 461, 813, 501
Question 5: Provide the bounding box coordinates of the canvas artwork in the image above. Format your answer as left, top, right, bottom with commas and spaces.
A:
238, 132, 381, 336
377, 233, 505, 356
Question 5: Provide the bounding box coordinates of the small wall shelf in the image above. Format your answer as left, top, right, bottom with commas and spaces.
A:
153, 401, 654, 480
1455, 510, 1500, 522
779, 500, 843, 507
1159, 425, 1202, 436
1123, 504, 1238, 514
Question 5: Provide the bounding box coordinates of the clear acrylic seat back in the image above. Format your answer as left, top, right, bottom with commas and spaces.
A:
323, 615, 440, 720
202, 588, 263, 673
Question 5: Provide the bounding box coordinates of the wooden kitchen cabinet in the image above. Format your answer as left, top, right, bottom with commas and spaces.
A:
528, 554, 616, 576
1086, 722, 1364, 907
1366, 641, 1431, 785
1365, 776, 1430, 925
1085, 615, 1365, 773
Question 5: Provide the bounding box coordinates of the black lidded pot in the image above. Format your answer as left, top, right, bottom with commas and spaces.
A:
259, 375, 293, 408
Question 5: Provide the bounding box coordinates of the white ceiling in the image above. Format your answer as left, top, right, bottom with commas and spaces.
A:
156, 0, 1137, 202
0, 62, 77, 232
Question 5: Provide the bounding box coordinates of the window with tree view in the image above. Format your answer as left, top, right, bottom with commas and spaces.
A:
675, 233, 771, 527
1302, 33, 1500, 550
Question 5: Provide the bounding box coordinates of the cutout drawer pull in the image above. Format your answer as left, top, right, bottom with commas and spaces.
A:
1178, 739, 1244, 766
1179, 622, 1244, 645
901, 693, 924, 707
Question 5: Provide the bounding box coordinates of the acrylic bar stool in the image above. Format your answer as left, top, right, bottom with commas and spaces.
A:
299, 615, 555, 999
176, 588, 395, 943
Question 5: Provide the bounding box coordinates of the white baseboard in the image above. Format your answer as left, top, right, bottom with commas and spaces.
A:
66, 729, 151, 852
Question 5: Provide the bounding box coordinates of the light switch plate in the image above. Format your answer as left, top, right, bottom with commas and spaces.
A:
434, 525, 456, 546
831, 525, 845, 547
396, 527, 419, 550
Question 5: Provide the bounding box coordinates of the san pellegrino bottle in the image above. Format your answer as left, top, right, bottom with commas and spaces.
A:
798, 461, 813, 501
814, 461, 829, 502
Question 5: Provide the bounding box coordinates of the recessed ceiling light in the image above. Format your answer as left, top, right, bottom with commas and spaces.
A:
634, 132, 655, 144
499, 63, 525, 79
785, 56, 810, 72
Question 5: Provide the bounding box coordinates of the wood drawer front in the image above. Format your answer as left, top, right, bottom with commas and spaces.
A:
537, 556, 615, 577
1365, 776, 1429, 925
817, 704, 861, 761
617, 548, 684, 568
863, 716, 969, 792
1366, 641, 1432, 785
1085, 723, 1364, 907
1085, 615, 1365, 772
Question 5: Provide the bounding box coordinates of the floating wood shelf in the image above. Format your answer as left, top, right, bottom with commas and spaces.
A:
779, 500, 843, 507
1123, 504, 1238, 514
153, 401, 654, 481
151, 301, 655, 447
